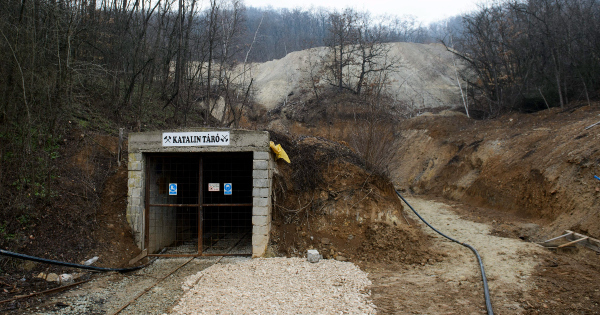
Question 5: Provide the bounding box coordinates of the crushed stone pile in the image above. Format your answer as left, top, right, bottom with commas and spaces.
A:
171, 257, 376, 314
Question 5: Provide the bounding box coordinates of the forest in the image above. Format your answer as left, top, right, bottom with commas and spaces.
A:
0, 0, 599, 249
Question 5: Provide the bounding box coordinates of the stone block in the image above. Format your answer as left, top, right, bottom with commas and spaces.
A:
252, 225, 269, 236
252, 206, 269, 216
253, 197, 268, 207
253, 178, 270, 188
253, 160, 268, 170
252, 188, 269, 197
254, 151, 270, 160
307, 250, 322, 263
252, 245, 267, 258
252, 233, 269, 247
129, 161, 142, 171
252, 215, 268, 226
252, 170, 268, 179
131, 188, 141, 198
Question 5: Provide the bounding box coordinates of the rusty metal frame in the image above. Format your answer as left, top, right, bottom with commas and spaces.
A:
198, 157, 203, 254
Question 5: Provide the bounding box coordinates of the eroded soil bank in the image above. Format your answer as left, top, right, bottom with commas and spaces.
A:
392, 106, 600, 240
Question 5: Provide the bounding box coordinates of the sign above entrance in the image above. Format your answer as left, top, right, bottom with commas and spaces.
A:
162, 132, 230, 147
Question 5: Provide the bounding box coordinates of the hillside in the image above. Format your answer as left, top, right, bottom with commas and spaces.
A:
244, 42, 463, 111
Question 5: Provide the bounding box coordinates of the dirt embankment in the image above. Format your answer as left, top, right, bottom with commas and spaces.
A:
0, 131, 141, 309
392, 105, 600, 239
268, 133, 437, 265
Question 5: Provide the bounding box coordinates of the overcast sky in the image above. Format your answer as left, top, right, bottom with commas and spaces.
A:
244, 0, 483, 24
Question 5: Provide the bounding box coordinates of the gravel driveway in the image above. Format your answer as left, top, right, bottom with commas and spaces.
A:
25, 256, 374, 315
172, 257, 375, 314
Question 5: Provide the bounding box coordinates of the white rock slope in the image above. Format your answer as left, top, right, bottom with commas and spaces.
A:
242, 42, 463, 110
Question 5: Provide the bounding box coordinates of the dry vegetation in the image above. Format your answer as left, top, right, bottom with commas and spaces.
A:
1, 0, 600, 314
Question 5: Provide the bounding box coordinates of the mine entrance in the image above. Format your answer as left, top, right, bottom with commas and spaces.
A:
146, 153, 252, 256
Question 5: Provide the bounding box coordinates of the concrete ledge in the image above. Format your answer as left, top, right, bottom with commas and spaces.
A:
129, 129, 269, 153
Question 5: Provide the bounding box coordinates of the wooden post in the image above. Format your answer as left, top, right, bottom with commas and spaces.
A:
118, 128, 124, 167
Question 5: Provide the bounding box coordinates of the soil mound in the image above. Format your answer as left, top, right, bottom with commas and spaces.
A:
268, 132, 436, 264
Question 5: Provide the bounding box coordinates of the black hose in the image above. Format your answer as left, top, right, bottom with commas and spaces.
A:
395, 191, 494, 315
0, 249, 146, 272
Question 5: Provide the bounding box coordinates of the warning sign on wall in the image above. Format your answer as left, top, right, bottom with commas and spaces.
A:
208, 183, 220, 192
224, 183, 232, 195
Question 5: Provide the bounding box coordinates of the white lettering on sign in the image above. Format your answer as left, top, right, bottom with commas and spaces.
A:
162, 132, 230, 147
208, 183, 220, 192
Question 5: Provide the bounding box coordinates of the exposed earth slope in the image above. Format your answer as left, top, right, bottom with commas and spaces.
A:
392, 105, 600, 240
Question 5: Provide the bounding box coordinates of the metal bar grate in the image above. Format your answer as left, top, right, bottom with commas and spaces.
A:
201, 153, 253, 255
145, 152, 253, 256
147, 155, 200, 255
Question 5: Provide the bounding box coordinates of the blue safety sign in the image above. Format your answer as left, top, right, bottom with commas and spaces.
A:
169, 183, 177, 195
224, 183, 232, 195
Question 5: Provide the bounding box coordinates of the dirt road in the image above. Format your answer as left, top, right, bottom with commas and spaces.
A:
367, 196, 548, 314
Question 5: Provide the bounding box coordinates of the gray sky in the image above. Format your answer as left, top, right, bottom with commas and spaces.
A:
244, 0, 483, 24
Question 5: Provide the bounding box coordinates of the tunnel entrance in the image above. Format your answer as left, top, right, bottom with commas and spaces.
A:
146, 152, 253, 256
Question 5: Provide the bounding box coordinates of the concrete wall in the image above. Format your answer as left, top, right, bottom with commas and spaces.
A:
251, 151, 273, 257
127, 152, 145, 250
126, 128, 272, 257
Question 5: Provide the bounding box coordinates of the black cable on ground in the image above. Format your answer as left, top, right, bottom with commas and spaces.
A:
395, 191, 494, 315
0, 249, 147, 272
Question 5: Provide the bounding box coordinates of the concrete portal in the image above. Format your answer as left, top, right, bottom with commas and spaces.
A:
126, 129, 273, 257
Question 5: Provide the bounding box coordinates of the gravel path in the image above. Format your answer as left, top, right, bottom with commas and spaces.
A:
23, 256, 374, 315
27, 257, 233, 315
172, 257, 375, 315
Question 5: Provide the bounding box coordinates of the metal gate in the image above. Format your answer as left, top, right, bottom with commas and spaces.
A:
145, 153, 252, 256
